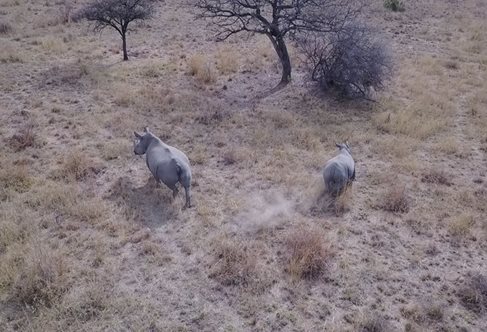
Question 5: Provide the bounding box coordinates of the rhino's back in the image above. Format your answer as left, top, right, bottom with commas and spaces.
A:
324, 154, 354, 177
168, 145, 190, 166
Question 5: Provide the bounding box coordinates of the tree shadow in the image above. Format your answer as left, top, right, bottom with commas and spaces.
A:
106, 176, 180, 228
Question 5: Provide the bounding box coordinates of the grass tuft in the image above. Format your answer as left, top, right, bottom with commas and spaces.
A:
9, 123, 36, 151
377, 184, 410, 213
458, 273, 487, 314
286, 225, 332, 281
209, 238, 257, 287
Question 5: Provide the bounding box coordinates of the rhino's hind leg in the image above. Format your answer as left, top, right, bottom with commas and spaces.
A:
172, 186, 179, 200
184, 186, 191, 209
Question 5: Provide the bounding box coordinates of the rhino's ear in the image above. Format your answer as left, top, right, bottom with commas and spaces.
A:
144, 127, 150, 133
134, 131, 142, 139
345, 141, 350, 149
335, 143, 341, 149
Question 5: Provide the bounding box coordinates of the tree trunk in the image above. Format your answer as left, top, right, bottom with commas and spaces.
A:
122, 33, 128, 61
267, 34, 291, 88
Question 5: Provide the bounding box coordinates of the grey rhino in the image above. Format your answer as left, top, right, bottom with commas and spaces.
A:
323, 142, 355, 196
134, 127, 192, 208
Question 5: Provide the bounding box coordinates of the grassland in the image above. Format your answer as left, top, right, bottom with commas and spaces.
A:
0, 0, 486, 331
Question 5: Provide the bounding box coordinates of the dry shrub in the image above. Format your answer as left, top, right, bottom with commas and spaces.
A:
448, 214, 475, 238
195, 108, 228, 126
299, 22, 391, 99
9, 123, 36, 151
188, 54, 217, 84
377, 184, 409, 213
100, 141, 127, 161
400, 302, 444, 325
356, 314, 390, 332
442, 60, 459, 70
216, 49, 239, 74
209, 238, 257, 287
286, 225, 332, 280
40, 36, 65, 54
0, 21, 12, 34
458, 273, 487, 314
0, 50, 23, 64
421, 169, 452, 186
0, 161, 33, 196
42, 62, 89, 87
436, 137, 458, 155
60, 150, 98, 181
222, 150, 239, 165
10, 243, 67, 307
140, 240, 172, 265
59, 0, 73, 24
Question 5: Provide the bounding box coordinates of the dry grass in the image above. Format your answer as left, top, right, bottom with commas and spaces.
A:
374, 108, 447, 140
421, 169, 452, 186
99, 140, 128, 161
435, 137, 459, 155
448, 214, 475, 238
1, 0, 486, 330
285, 225, 333, 281
372, 136, 417, 159
26, 181, 106, 222
458, 273, 487, 314
400, 302, 444, 326
376, 184, 410, 213
188, 54, 217, 84
0, 203, 32, 255
8, 243, 67, 307
0, 161, 33, 197
355, 314, 390, 332
59, 150, 93, 181
209, 237, 257, 287
8, 123, 36, 151
216, 48, 239, 74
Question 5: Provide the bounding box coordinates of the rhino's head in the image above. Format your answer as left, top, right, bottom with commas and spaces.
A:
335, 141, 352, 155
133, 127, 152, 155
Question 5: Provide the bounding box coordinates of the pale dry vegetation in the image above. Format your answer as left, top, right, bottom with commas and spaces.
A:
285, 225, 333, 281
1, 0, 486, 331
209, 237, 258, 287
458, 273, 487, 315
376, 183, 410, 213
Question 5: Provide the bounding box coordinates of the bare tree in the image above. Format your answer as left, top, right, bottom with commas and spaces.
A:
76, 0, 154, 61
298, 23, 391, 99
196, 0, 360, 90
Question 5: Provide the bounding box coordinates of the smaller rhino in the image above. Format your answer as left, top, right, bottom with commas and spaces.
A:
134, 127, 192, 208
323, 142, 355, 197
